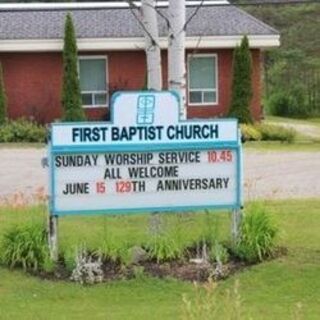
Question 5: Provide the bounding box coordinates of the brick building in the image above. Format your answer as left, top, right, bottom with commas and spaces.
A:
0, 1, 279, 123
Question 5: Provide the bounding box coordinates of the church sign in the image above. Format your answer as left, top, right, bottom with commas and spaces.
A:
48, 91, 242, 216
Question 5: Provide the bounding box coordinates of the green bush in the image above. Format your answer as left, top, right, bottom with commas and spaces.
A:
267, 87, 310, 118
209, 241, 229, 264
235, 204, 278, 263
240, 124, 262, 141
267, 91, 291, 117
241, 123, 295, 143
258, 123, 296, 143
145, 233, 185, 263
228, 36, 253, 124
0, 118, 46, 143
100, 238, 131, 266
62, 13, 86, 122
0, 223, 51, 272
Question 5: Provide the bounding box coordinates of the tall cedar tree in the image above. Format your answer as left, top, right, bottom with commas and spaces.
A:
0, 63, 7, 125
62, 13, 86, 122
228, 36, 253, 124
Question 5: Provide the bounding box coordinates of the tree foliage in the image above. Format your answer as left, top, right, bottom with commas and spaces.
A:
0, 62, 7, 125
244, 3, 320, 118
228, 36, 253, 124
61, 13, 86, 122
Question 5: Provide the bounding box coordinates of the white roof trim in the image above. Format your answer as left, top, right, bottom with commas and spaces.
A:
0, 1, 229, 10
0, 35, 280, 52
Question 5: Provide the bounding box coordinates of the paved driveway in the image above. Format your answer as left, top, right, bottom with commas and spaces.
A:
0, 148, 319, 203
244, 150, 320, 200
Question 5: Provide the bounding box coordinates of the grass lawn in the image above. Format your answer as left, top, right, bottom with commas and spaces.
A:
266, 116, 320, 128
0, 143, 45, 149
243, 115, 320, 151
244, 140, 320, 152
0, 199, 319, 319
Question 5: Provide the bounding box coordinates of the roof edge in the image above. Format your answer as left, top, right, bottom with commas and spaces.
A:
232, 5, 279, 35
0, 1, 230, 11
0, 35, 280, 52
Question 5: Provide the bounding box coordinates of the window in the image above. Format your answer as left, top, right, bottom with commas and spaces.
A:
188, 54, 218, 105
79, 56, 108, 107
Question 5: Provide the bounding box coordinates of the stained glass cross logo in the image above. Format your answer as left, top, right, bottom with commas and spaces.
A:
136, 95, 155, 125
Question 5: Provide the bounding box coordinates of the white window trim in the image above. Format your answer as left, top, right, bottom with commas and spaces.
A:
187, 53, 219, 106
78, 55, 109, 108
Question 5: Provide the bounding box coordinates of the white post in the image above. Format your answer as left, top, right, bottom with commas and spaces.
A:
168, 0, 186, 120
141, 0, 162, 90
48, 215, 58, 262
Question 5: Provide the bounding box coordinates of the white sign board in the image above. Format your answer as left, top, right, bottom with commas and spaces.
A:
53, 149, 238, 214
49, 92, 242, 215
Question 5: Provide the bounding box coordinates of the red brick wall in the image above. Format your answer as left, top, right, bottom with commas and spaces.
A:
0, 53, 62, 123
0, 49, 262, 123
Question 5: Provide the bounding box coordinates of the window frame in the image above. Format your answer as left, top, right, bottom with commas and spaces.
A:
187, 53, 219, 106
78, 55, 109, 108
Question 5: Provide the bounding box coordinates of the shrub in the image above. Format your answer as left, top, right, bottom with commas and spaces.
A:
62, 13, 86, 122
70, 248, 104, 284
267, 87, 310, 118
0, 62, 7, 125
267, 91, 290, 117
145, 233, 185, 263
241, 123, 295, 143
241, 124, 262, 141
0, 223, 51, 272
235, 203, 278, 263
209, 241, 229, 265
100, 238, 132, 266
228, 36, 253, 124
0, 118, 46, 143
258, 123, 296, 143
287, 85, 309, 118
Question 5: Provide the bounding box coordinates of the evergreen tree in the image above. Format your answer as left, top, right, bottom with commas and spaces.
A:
0, 62, 7, 125
62, 13, 86, 122
228, 36, 253, 124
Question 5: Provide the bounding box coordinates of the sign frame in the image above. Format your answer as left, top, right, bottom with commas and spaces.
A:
48, 91, 243, 216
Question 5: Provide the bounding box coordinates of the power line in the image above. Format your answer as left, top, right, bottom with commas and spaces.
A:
0, 1, 319, 13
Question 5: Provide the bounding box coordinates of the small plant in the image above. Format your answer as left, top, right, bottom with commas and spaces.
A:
0, 118, 46, 143
0, 223, 50, 272
70, 248, 104, 285
209, 241, 229, 265
235, 203, 278, 263
131, 266, 146, 280
146, 233, 185, 263
241, 124, 262, 141
181, 279, 242, 320
100, 238, 131, 266
257, 123, 296, 143
146, 214, 188, 263
240, 123, 296, 143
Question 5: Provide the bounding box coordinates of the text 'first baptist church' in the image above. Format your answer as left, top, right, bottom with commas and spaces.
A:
72, 124, 220, 143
